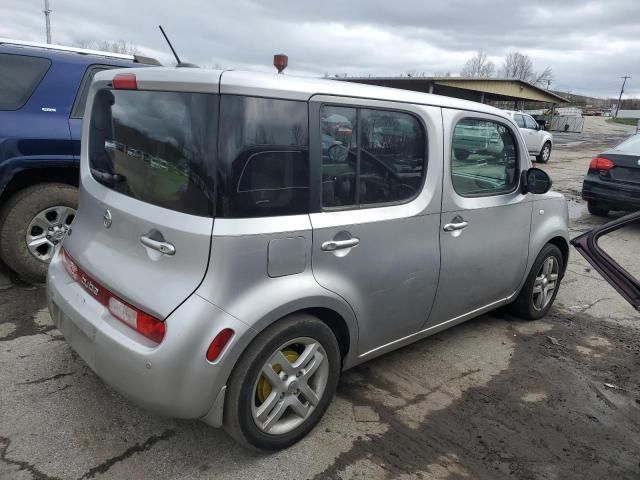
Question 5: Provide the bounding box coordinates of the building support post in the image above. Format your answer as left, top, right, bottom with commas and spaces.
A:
480, 92, 485, 104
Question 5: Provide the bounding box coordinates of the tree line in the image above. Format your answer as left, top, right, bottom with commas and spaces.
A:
460, 50, 553, 88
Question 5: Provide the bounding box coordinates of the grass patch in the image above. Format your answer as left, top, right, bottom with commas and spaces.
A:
606, 117, 639, 126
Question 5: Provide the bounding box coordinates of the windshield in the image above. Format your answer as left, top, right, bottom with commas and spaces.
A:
89, 89, 218, 217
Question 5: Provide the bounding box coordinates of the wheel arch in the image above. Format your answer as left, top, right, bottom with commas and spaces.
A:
0, 164, 79, 206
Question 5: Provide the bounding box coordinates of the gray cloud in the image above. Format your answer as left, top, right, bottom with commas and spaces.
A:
2, 0, 638, 97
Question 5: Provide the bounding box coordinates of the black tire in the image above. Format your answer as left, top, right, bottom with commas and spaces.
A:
511, 243, 564, 320
0, 183, 78, 283
536, 142, 552, 163
224, 313, 341, 450
587, 201, 609, 217
454, 148, 470, 161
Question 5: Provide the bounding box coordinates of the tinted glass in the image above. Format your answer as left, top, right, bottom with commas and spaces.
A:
524, 115, 538, 129
89, 89, 217, 216
218, 96, 309, 217
451, 118, 518, 196
321, 106, 357, 207
514, 114, 525, 128
360, 109, 425, 205
0, 54, 51, 110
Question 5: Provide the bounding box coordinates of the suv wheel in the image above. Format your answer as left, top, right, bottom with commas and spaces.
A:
587, 201, 609, 217
224, 314, 341, 450
511, 243, 564, 320
0, 183, 77, 283
536, 142, 552, 163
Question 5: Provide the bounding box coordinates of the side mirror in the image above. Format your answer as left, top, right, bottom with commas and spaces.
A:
521, 168, 552, 194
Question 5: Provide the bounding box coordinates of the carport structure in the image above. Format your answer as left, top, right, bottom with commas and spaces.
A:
341, 76, 568, 108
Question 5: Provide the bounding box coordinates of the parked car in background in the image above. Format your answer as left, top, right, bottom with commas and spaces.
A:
581, 133, 640, 216
503, 110, 553, 163
0, 39, 159, 282
48, 67, 568, 450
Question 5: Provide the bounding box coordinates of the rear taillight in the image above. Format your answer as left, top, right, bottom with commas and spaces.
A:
112, 73, 137, 90
206, 328, 234, 362
61, 248, 165, 344
589, 157, 614, 171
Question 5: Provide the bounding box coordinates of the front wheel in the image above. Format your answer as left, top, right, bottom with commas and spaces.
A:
224, 314, 341, 450
511, 243, 564, 320
0, 183, 77, 283
536, 142, 552, 163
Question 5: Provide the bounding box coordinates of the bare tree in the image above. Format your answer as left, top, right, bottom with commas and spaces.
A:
499, 52, 554, 87
460, 50, 495, 78
75, 40, 140, 55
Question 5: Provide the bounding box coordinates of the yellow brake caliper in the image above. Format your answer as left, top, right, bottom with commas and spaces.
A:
257, 349, 299, 404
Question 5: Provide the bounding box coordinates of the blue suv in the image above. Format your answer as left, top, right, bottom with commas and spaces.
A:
0, 39, 159, 282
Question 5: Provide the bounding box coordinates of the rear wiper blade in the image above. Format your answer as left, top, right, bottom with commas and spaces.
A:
90, 168, 127, 185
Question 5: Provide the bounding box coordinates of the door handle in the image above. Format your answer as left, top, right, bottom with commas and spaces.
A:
140, 235, 176, 255
443, 221, 468, 232
321, 238, 360, 251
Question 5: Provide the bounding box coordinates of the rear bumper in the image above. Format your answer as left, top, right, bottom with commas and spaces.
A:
46, 249, 252, 422
582, 176, 640, 211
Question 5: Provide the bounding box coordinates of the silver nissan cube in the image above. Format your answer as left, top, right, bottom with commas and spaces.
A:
47, 67, 569, 450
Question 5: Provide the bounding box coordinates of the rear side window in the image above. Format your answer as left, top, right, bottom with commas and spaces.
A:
321, 106, 426, 208
89, 89, 217, 216
0, 54, 51, 110
217, 96, 309, 218
71, 66, 113, 118
451, 118, 518, 197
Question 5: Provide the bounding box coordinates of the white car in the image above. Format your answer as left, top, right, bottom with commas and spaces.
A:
503, 110, 553, 163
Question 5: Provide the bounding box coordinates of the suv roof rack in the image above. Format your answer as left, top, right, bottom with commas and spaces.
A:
0, 38, 161, 65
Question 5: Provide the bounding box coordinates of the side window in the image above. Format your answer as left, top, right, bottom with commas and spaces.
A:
71, 65, 113, 118
0, 53, 51, 110
320, 105, 426, 209
451, 118, 519, 197
218, 96, 309, 218
514, 114, 525, 128
524, 115, 538, 130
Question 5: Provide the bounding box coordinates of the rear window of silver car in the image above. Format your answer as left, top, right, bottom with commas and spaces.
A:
88, 89, 217, 216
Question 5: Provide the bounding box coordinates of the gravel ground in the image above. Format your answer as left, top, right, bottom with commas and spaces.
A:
1, 117, 639, 480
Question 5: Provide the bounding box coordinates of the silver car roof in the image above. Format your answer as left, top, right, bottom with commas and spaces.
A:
94, 67, 508, 118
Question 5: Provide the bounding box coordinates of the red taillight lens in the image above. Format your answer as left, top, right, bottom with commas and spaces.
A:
61, 248, 165, 344
589, 157, 614, 171
112, 73, 137, 90
206, 328, 234, 362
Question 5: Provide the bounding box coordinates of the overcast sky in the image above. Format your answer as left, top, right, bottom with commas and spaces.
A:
3, 0, 639, 98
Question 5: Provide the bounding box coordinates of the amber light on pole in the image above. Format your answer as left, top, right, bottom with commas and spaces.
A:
274, 54, 288, 74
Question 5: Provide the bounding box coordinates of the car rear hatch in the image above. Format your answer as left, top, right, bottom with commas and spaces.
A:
62, 68, 220, 321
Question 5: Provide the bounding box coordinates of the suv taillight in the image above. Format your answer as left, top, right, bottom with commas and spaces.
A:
61, 248, 165, 343
589, 156, 614, 171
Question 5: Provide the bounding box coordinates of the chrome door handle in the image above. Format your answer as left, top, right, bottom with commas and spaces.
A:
140, 235, 176, 255
321, 238, 360, 251
443, 221, 468, 232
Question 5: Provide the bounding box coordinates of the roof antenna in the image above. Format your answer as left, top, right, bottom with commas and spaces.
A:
158, 25, 198, 68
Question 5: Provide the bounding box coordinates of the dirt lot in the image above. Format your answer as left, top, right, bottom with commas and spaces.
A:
1, 117, 638, 480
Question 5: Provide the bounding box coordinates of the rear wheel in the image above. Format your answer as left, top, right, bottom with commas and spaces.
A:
0, 184, 77, 283
511, 243, 563, 320
587, 201, 609, 217
224, 314, 341, 450
536, 142, 551, 163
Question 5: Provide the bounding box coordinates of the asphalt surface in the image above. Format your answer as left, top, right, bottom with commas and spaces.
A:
1, 117, 639, 480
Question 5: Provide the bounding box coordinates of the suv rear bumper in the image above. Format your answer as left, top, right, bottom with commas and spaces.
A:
47, 249, 252, 422
582, 176, 640, 211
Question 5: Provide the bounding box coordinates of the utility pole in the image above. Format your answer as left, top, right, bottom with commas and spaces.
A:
615, 75, 631, 118
43, 0, 51, 44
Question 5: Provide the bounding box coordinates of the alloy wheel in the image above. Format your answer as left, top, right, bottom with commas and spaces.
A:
532, 256, 559, 311
25, 206, 76, 262
251, 337, 329, 436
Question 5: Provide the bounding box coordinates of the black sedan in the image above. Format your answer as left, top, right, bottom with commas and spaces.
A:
582, 133, 640, 216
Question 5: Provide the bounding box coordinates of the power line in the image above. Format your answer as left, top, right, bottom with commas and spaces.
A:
615, 75, 631, 118
43, 0, 51, 44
